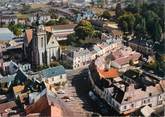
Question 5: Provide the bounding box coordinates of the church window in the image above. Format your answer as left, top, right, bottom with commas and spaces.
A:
41, 37, 44, 48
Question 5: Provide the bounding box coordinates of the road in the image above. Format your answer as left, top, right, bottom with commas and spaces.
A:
58, 69, 120, 116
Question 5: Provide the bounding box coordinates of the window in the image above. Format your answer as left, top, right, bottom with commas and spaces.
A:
158, 101, 162, 105
143, 100, 146, 104
131, 103, 134, 108
159, 96, 162, 99
41, 37, 44, 48
124, 105, 127, 110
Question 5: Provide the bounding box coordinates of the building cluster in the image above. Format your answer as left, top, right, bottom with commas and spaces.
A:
23, 24, 76, 67
62, 35, 122, 69
0, 58, 71, 116
88, 53, 165, 115
0, 11, 51, 26
0, 0, 164, 116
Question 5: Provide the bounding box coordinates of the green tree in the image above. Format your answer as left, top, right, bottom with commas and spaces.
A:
121, 21, 128, 33
101, 10, 111, 20
45, 20, 57, 26
74, 20, 94, 39
152, 20, 162, 41
134, 18, 146, 38
8, 23, 24, 37
125, 4, 139, 14
13, 28, 22, 37
118, 12, 135, 33
48, 9, 58, 19
144, 10, 162, 41
58, 17, 70, 25
115, 2, 123, 17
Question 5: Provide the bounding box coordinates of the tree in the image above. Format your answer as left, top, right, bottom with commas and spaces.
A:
153, 20, 162, 41
101, 10, 111, 20
115, 2, 123, 18
8, 23, 24, 37
74, 20, 94, 39
48, 9, 58, 19
125, 4, 139, 14
118, 12, 135, 33
144, 10, 162, 41
58, 17, 69, 25
134, 18, 146, 38
45, 20, 57, 26
13, 28, 22, 37
121, 21, 128, 33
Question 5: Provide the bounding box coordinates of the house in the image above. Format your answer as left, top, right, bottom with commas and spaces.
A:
61, 37, 122, 69
111, 47, 141, 69
23, 25, 60, 68
62, 48, 92, 69
0, 15, 17, 25
40, 65, 67, 91
51, 24, 76, 41
29, 13, 51, 24
0, 74, 15, 92
128, 39, 155, 55
104, 26, 123, 39
2, 61, 18, 75
28, 65, 67, 92
88, 56, 165, 115
18, 63, 31, 72
26, 89, 73, 117
0, 101, 17, 116
13, 85, 27, 102
75, 10, 96, 23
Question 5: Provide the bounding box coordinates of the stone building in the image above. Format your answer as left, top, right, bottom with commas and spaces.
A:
88, 56, 165, 115
23, 25, 60, 68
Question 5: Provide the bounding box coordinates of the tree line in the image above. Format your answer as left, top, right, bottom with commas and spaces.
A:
117, 3, 164, 42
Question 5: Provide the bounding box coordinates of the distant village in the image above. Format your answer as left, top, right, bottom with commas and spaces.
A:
0, 0, 164, 117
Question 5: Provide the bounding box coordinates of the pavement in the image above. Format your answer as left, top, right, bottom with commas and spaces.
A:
57, 69, 94, 117
60, 68, 120, 116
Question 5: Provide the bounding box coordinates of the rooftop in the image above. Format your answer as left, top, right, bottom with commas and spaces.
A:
97, 68, 119, 79
0, 28, 15, 40
40, 65, 65, 78
0, 101, 17, 114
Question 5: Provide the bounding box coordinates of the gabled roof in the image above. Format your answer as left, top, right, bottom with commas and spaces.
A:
26, 89, 73, 116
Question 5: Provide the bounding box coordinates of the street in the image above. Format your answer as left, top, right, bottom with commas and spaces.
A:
58, 69, 119, 116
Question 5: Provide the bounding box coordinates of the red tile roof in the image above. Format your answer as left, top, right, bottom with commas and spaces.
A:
97, 68, 119, 79
0, 101, 17, 114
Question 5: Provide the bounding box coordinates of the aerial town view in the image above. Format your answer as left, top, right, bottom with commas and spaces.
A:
0, 0, 164, 116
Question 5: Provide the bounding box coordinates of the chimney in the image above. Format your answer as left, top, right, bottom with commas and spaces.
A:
104, 56, 111, 71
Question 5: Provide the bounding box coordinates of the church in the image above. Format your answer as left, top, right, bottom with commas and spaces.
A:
23, 25, 60, 68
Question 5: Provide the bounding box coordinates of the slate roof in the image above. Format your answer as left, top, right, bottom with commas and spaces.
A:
40, 65, 65, 78
0, 74, 15, 83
